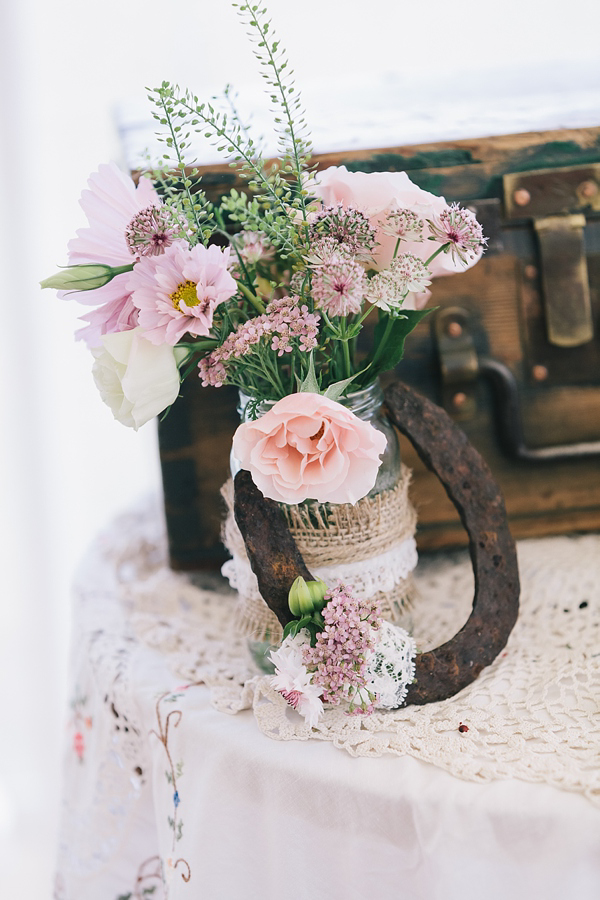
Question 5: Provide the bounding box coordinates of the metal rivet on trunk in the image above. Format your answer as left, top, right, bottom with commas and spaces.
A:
513, 189, 531, 207
579, 180, 598, 199
446, 321, 463, 338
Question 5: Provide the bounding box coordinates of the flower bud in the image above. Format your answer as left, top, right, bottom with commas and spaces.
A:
40, 263, 133, 292
288, 576, 315, 617
288, 576, 329, 617
306, 578, 328, 611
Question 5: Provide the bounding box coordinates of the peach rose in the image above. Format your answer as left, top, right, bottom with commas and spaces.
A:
310, 165, 481, 277
232, 392, 387, 505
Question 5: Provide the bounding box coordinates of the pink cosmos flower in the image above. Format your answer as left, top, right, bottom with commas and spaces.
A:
232, 391, 387, 505
129, 241, 237, 345
62, 162, 161, 347
310, 165, 482, 276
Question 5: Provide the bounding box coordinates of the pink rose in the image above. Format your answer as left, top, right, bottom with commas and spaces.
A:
232, 392, 387, 505
310, 165, 480, 277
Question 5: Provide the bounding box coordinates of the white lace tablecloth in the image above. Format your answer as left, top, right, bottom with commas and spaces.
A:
55, 499, 600, 900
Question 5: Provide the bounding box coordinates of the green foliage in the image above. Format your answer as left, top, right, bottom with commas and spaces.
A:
146, 86, 215, 245
356, 308, 433, 386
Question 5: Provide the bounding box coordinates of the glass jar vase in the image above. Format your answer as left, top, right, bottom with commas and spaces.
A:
227, 379, 416, 673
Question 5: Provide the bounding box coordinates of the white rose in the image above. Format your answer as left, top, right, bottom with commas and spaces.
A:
310, 165, 481, 276
91, 327, 181, 429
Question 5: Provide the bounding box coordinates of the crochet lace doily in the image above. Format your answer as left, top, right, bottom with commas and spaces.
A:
101, 499, 600, 805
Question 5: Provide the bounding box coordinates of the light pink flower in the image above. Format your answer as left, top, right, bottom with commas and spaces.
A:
270, 631, 324, 727
237, 231, 275, 264
63, 162, 161, 347
365, 254, 432, 312
428, 202, 487, 265
310, 165, 481, 276
311, 259, 365, 316
232, 391, 387, 504
129, 241, 237, 345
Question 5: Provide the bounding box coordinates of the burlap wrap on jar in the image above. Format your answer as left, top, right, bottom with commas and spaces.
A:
221, 464, 418, 643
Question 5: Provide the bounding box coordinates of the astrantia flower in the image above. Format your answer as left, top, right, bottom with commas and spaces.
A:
62, 162, 162, 347
308, 205, 376, 261
381, 207, 425, 242
270, 632, 324, 727
125, 205, 186, 258
303, 236, 353, 267
366, 254, 432, 311
427, 203, 487, 265
129, 241, 237, 345
310, 165, 482, 276
237, 230, 275, 265
311, 259, 365, 317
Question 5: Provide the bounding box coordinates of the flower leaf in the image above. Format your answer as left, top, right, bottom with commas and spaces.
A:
298, 353, 320, 393
323, 373, 360, 402
358, 308, 433, 385
282, 620, 296, 640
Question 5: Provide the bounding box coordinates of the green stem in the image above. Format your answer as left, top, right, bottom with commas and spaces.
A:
158, 93, 204, 242
393, 237, 401, 260
247, 6, 308, 219
425, 243, 450, 267
369, 314, 394, 371
237, 280, 266, 314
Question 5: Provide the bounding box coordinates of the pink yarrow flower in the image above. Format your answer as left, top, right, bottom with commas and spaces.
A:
303, 583, 382, 714
198, 296, 320, 387
232, 391, 386, 504
129, 241, 237, 345
62, 162, 162, 347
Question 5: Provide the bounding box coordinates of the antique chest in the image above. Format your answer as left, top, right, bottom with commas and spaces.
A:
157, 126, 600, 567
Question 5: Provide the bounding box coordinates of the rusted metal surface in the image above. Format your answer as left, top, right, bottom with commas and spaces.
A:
233, 382, 520, 707
233, 469, 313, 628
503, 163, 600, 219
384, 381, 520, 705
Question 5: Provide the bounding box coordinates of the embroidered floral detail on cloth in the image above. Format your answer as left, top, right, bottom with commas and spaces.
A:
150, 692, 189, 853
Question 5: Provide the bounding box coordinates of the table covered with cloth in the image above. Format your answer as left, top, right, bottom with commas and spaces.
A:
54, 498, 600, 900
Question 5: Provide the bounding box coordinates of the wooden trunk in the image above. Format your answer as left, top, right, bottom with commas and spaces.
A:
158, 126, 600, 568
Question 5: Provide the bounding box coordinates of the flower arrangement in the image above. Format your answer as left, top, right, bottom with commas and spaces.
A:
41, 0, 487, 721
269, 575, 416, 726
42, 1, 485, 507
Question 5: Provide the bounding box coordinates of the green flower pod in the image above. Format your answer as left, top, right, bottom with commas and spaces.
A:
288, 576, 314, 617
306, 578, 328, 611
40, 263, 133, 292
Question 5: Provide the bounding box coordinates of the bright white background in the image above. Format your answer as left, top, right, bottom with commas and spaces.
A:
0, 0, 598, 895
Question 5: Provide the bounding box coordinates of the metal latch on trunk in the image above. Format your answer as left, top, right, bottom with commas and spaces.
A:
503, 164, 598, 349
